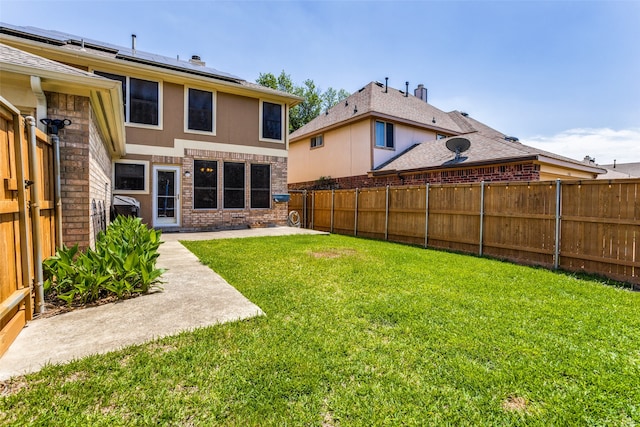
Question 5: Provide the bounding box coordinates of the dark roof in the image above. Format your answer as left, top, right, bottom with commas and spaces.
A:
0, 22, 243, 82
1, 42, 102, 79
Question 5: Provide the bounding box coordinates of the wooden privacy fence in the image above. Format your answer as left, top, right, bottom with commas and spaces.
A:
289, 179, 639, 286
0, 97, 58, 356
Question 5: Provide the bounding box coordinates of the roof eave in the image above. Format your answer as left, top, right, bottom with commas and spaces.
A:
1, 60, 126, 157
535, 155, 607, 174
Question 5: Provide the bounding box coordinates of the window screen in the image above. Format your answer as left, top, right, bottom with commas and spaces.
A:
224, 162, 245, 209
251, 164, 271, 208
194, 160, 217, 209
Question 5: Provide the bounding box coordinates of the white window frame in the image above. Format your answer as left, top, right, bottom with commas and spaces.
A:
112, 159, 150, 195
92, 70, 163, 130
374, 120, 395, 150
184, 86, 217, 136
259, 99, 285, 143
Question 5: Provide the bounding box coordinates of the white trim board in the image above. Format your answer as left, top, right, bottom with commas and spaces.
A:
126, 139, 288, 158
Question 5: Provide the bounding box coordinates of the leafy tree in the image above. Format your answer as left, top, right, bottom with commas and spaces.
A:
257, 71, 349, 132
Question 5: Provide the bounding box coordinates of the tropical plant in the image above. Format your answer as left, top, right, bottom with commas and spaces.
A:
43, 216, 164, 306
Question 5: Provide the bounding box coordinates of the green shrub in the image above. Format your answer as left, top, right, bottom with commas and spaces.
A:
43, 216, 165, 306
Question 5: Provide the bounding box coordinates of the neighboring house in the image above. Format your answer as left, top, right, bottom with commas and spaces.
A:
0, 42, 125, 250
597, 161, 640, 179
1, 23, 301, 233
289, 81, 605, 189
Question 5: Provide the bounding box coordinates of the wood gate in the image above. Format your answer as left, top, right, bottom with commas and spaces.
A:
0, 97, 57, 357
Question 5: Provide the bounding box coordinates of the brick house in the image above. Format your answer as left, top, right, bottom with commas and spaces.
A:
1, 23, 301, 235
289, 81, 605, 190
0, 42, 125, 250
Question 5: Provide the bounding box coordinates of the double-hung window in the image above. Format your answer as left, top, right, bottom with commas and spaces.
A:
186, 88, 214, 133
375, 121, 394, 149
261, 101, 283, 141
193, 160, 217, 209
310, 135, 323, 148
95, 71, 160, 126
224, 162, 245, 209
250, 164, 271, 209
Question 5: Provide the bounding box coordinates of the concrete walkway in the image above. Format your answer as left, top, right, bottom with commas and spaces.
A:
0, 226, 326, 380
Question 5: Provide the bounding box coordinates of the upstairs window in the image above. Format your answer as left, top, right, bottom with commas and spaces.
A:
187, 88, 214, 133
193, 160, 217, 209
261, 101, 283, 141
129, 78, 159, 126
250, 164, 271, 209
95, 71, 160, 127
375, 121, 394, 149
310, 135, 323, 148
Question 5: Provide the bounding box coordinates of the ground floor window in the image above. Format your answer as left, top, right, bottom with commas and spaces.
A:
114, 161, 146, 192
251, 164, 271, 208
224, 162, 245, 209
194, 160, 217, 209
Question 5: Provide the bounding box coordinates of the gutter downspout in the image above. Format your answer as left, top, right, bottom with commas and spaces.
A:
30, 76, 47, 133
26, 116, 45, 314
52, 134, 63, 248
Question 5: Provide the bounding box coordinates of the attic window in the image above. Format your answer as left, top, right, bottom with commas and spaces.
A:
310, 135, 323, 149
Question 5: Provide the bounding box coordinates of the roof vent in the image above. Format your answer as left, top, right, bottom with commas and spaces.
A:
460, 112, 469, 117
189, 55, 205, 66
504, 136, 519, 142
375, 81, 384, 88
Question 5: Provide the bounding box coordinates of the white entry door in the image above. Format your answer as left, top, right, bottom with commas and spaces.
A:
153, 166, 180, 227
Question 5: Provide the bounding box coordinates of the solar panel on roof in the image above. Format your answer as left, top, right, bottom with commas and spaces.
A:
1, 22, 243, 82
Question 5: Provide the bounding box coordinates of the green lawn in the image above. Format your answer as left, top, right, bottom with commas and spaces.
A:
2, 234, 639, 426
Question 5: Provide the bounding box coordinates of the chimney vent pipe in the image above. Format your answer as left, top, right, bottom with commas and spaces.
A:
414, 84, 428, 103
405, 81, 409, 97
385, 77, 388, 93
131, 34, 136, 54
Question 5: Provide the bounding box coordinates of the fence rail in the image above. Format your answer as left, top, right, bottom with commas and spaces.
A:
289, 179, 639, 286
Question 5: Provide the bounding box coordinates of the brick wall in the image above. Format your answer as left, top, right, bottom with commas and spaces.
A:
178, 148, 288, 231
289, 162, 541, 190
88, 112, 112, 247
47, 92, 92, 251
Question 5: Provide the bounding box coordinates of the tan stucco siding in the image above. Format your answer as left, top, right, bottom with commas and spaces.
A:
539, 164, 597, 181
216, 92, 260, 146
125, 83, 282, 152
289, 120, 370, 183
372, 123, 437, 169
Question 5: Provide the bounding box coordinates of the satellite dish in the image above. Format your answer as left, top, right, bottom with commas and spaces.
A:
445, 137, 471, 161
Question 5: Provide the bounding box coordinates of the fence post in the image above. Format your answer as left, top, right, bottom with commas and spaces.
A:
303, 190, 307, 229
385, 185, 390, 241
311, 191, 315, 230
354, 188, 359, 236
424, 184, 429, 249
479, 181, 485, 257
554, 179, 562, 270
331, 189, 335, 233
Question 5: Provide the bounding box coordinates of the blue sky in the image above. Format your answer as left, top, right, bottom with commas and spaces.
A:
2, 0, 639, 164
